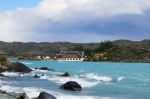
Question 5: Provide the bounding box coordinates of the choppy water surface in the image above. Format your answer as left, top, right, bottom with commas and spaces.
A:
1, 60, 150, 99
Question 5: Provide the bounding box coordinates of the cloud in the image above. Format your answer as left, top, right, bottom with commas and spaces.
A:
0, 0, 150, 42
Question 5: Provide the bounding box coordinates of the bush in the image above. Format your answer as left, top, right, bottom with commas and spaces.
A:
0, 56, 7, 62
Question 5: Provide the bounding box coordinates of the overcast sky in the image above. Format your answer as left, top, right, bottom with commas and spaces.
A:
0, 0, 150, 43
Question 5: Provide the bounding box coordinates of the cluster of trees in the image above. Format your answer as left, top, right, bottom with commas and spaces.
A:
72, 41, 150, 62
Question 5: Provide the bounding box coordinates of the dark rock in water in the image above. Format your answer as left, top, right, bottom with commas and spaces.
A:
0, 73, 8, 79
33, 75, 40, 78
16, 93, 29, 99
41, 74, 44, 76
60, 81, 82, 91
35, 67, 38, 69
40, 67, 55, 71
5, 62, 32, 73
0, 73, 5, 77
0, 59, 32, 73
37, 92, 57, 99
0, 90, 6, 94
60, 72, 70, 77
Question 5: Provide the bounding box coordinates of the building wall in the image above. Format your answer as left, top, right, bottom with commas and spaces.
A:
57, 58, 84, 61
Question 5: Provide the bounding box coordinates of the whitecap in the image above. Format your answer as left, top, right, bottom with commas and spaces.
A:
32, 69, 49, 73
117, 77, 125, 81
0, 85, 22, 93
23, 87, 45, 98
80, 73, 112, 82
1, 72, 19, 76
40, 75, 99, 88
21, 62, 33, 65
23, 87, 109, 99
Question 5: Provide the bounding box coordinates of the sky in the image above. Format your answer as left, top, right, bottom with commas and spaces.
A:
0, 0, 150, 43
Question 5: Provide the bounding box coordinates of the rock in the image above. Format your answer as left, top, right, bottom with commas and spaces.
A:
4, 62, 32, 73
33, 75, 40, 78
0, 90, 6, 94
60, 81, 82, 91
37, 92, 57, 99
0, 73, 8, 79
39, 67, 55, 71
60, 72, 70, 77
16, 93, 29, 99
11, 62, 32, 73
35, 67, 38, 69
0, 73, 5, 77
41, 74, 44, 76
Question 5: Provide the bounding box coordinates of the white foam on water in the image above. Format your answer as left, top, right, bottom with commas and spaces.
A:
40, 75, 99, 88
22, 87, 111, 99
46, 90, 113, 99
32, 68, 50, 73
22, 87, 45, 98
40, 75, 50, 79
0, 85, 22, 93
51, 71, 65, 75
0, 80, 9, 85
21, 62, 33, 64
1, 72, 19, 76
0, 84, 115, 99
117, 77, 125, 81
81, 73, 112, 82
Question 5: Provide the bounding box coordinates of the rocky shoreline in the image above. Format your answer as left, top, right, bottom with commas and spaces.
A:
0, 60, 82, 99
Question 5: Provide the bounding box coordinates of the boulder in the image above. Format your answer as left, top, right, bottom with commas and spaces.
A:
60, 72, 70, 77
33, 75, 40, 78
37, 92, 57, 99
35, 67, 38, 69
12, 62, 32, 73
60, 81, 82, 91
0, 73, 8, 79
0, 59, 32, 73
16, 93, 29, 99
39, 67, 55, 71
0, 73, 5, 77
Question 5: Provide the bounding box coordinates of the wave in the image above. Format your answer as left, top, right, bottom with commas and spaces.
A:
1, 72, 20, 76
21, 62, 33, 65
32, 69, 49, 73
117, 77, 125, 81
40, 75, 99, 88
1, 71, 30, 77
0, 84, 115, 99
80, 73, 112, 82
23, 87, 110, 99
0, 85, 22, 93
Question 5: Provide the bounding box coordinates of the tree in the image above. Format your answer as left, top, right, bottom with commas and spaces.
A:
0, 56, 7, 62
96, 41, 114, 52
0, 56, 7, 66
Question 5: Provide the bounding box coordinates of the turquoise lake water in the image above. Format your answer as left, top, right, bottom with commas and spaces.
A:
1, 60, 150, 99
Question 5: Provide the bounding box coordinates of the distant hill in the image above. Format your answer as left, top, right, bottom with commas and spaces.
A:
0, 41, 99, 56
0, 40, 150, 57
112, 39, 150, 46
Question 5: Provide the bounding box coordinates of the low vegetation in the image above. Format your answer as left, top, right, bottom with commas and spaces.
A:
0, 40, 150, 62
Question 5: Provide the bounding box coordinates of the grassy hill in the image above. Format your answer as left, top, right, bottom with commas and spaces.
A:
0, 40, 150, 62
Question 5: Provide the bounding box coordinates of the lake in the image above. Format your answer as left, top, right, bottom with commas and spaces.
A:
1, 60, 150, 99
